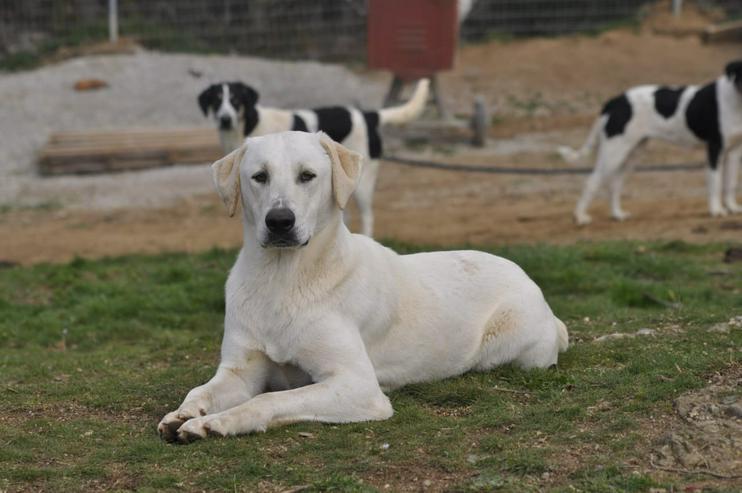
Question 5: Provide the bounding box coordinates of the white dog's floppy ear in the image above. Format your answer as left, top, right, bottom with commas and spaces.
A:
211, 144, 247, 217
318, 132, 363, 209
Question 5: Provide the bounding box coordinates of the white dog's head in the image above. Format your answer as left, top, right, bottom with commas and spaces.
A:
211, 131, 362, 249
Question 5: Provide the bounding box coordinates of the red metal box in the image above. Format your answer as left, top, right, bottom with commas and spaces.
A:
367, 0, 458, 79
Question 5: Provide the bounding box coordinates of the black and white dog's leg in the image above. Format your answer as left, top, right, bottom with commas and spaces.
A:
723, 144, 742, 214
575, 137, 638, 225
609, 169, 631, 222
707, 167, 727, 217
158, 350, 275, 442
574, 169, 602, 226
353, 159, 380, 237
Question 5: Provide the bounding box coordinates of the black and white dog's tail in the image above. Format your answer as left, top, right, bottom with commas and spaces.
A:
557, 115, 606, 164
378, 79, 430, 126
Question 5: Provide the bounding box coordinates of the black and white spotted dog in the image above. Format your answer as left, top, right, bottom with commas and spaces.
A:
198, 80, 430, 237
559, 61, 742, 225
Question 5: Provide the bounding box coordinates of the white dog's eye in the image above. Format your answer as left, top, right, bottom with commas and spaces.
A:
252, 171, 268, 184
299, 171, 316, 183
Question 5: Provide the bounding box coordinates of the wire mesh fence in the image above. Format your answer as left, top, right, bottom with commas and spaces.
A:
1, 0, 740, 68
463, 0, 742, 39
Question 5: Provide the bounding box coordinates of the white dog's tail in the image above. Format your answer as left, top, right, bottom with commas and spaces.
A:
557, 115, 605, 164
556, 318, 569, 352
378, 79, 430, 126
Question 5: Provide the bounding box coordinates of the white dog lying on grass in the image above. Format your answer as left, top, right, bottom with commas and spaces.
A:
158, 131, 568, 443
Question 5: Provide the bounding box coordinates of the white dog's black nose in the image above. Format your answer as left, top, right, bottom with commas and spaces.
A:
265, 208, 295, 234
219, 116, 232, 129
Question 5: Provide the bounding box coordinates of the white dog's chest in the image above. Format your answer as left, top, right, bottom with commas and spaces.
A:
234, 307, 302, 365
226, 277, 320, 365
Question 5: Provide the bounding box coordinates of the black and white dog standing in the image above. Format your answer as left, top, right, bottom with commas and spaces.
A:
198, 80, 430, 237
559, 61, 742, 225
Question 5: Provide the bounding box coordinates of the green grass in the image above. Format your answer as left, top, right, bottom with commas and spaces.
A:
1, 241, 740, 492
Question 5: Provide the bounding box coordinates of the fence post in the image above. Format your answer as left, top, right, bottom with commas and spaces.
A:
109, 0, 119, 43
672, 0, 683, 16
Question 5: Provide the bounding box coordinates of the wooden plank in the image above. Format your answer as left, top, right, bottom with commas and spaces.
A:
703, 20, 742, 43
48, 129, 217, 146
40, 140, 219, 158
38, 127, 224, 175
47, 129, 216, 145
49, 127, 213, 140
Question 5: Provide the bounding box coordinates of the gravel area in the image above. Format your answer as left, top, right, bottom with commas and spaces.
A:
0, 51, 388, 210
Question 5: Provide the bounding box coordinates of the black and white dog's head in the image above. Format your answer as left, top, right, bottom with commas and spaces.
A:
725, 61, 742, 93
198, 82, 259, 131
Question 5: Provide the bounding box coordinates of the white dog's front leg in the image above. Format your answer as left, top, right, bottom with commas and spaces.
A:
176, 374, 392, 442
176, 327, 393, 442
158, 350, 273, 442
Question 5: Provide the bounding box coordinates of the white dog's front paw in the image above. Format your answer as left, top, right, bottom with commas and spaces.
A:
158, 401, 209, 442
710, 205, 729, 217
724, 201, 742, 214
176, 415, 233, 443
574, 212, 592, 226
158, 410, 186, 442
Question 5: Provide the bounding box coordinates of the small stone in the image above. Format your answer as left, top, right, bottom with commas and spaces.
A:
708, 323, 730, 333
298, 432, 314, 438
595, 333, 631, 342
636, 328, 656, 336
381, 442, 390, 450
422, 480, 432, 488
724, 404, 742, 419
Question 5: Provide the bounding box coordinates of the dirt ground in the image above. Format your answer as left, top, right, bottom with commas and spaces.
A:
1, 18, 742, 265
651, 361, 742, 484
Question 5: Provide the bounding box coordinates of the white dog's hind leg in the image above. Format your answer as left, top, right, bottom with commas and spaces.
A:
475, 299, 567, 371
708, 167, 728, 217
158, 351, 274, 442
507, 315, 569, 370
723, 146, 742, 214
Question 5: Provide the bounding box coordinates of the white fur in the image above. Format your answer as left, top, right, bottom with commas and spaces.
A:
158, 131, 568, 443
212, 84, 244, 153
561, 76, 742, 225
213, 79, 430, 237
